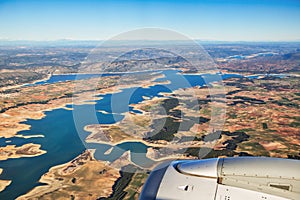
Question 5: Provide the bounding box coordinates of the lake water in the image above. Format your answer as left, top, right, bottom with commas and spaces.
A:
32, 70, 162, 85
0, 70, 240, 199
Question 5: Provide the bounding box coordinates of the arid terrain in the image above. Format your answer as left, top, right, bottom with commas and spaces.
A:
0, 43, 299, 199
9, 75, 299, 199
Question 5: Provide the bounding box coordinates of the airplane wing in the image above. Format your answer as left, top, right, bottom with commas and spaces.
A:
139, 157, 300, 200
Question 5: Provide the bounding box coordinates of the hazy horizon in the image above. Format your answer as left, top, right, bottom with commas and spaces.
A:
1, 38, 300, 43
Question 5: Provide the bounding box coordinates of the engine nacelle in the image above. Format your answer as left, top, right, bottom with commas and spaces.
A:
139, 157, 300, 200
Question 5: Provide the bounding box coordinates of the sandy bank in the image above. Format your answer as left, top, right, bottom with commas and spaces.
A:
0, 143, 46, 161
0, 168, 11, 192
17, 150, 120, 200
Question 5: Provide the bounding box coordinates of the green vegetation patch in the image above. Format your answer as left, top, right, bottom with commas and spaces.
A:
147, 117, 180, 141
238, 141, 270, 157
146, 115, 206, 142
290, 121, 300, 128
157, 98, 179, 115
99, 165, 140, 200
262, 123, 268, 129
272, 99, 299, 108
124, 173, 148, 200
182, 147, 251, 158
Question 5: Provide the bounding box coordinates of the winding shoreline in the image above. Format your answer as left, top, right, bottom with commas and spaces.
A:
0, 169, 11, 193
1, 70, 296, 199
0, 73, 52, 92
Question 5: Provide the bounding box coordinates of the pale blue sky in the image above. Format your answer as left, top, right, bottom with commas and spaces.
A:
0, 0, 299, 41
